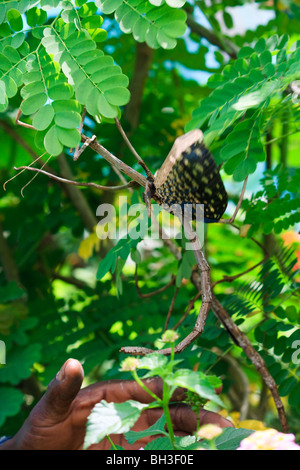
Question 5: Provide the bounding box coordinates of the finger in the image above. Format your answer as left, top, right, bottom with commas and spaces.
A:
78, 376, 187, 410
33, 358, 84, 423
144, 404, 233, 433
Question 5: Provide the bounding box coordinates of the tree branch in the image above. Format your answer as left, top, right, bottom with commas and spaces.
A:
80, 133, 147, 188
0, 221, 21, 284
124, 42, 154, 131
186, 14, 238, 59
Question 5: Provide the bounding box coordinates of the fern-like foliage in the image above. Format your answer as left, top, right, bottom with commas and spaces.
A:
186, 35, 300, 181
223, 244, 298, 320
222, 244, 300, 410
244, 165, 300, 236
0, 0, 188, 155
95, 0, 187, 49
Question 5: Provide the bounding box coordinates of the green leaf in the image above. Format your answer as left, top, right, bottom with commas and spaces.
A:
0, 282, 26, 303
88, 28, 107, 42
104, 87, 130, 106
54, 110, 81, 129
1, 76, 17, 98
0, 81, 8, 111
0, 344, 41, 385
238, 46, 255, 59
223, 10, 233, 29
56, 126, 81, 148
214, 428, 254, 450
0, 387, 24, 427
278, 376, 297, 396
11, 32, 26, 48
83, 400, 148, 449
97, 93, 118, 118
144, 436, 174, 450
157, 30, 177, 49
165, 369, 224, 406
166, 0, 186, 6
32, 104, 54, 131
26, 7, 47, 26
181, 251, 195, 279
132, 17, 149, 42
137, 353, 168, 371
0, 53, 12, 72
130, 247, 141, 264
44, 125, 63, 155
260, 50, 272, 66
96, 0, 186, 49
3, 45, 20, 63
221, 118, 265, 181
48, 83, 74, 100
96, 251, 116, 280
78, 2, 98, 17
125, 414, 168, 444
6, 9, 23, 32
97, 0, 123, 15
42, 27, 129, 119
81, 15, 103, 29
21, 81, 45, 100
21, 93, 48, 115
52, 99, 81, 113
254, 37, 266, 53
0, 4, 5, 25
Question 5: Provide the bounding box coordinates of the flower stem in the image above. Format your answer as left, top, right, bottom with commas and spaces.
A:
132, 370, 162, 404
162, 382, 176, 449
106, 435, 117, 450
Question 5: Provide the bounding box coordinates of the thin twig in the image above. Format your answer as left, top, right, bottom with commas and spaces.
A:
230, 223, 270, 256
219, 177, 248, 224
115, 117, 154, 179
13, 166, 137, 192
134, 265, 175, 299
21, 154, 53, 197
172, 290, 202, 331
15, 106, 35, 130
3, 152, 47, 191
164, 286, 179, 331
211, 255, 269, 288
51, 272, 89, 290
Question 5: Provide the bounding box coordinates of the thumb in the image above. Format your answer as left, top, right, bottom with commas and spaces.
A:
35, 359, 84, 422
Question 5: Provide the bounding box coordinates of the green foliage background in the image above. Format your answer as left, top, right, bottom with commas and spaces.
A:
0, 0, 299, 443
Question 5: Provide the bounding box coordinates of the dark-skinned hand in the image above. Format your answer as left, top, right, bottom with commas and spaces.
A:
0, 358, 233, 450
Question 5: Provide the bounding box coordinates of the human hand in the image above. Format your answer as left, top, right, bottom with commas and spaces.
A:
1, 358, 233, 450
